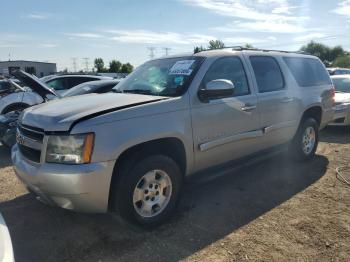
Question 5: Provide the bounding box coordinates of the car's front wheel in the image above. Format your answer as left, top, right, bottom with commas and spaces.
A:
290, 117, 319, 161
114, 155, 183, 228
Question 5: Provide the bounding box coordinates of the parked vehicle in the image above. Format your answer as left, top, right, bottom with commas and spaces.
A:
12, 48, 334, 227
0, 73, 112, 114
0, 213, 14, 262
329, 75, 350, 126
0, 72, 120, 147
327, 67, 350, 75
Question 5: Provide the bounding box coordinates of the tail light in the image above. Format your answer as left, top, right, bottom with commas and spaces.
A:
331, 85, 335, 105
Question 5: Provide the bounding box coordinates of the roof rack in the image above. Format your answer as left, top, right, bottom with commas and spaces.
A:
198, 46, 309, 55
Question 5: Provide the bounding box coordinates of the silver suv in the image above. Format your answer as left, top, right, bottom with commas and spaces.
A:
12, 49, 334, 227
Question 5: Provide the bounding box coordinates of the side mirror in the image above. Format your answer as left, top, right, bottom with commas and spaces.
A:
198, 79, 234, 102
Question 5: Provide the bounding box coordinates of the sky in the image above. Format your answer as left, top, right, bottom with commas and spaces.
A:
1, 0, 349, 71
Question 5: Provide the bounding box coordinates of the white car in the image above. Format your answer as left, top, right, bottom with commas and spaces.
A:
0, 213, 14, 262
330, 75, 350, 126
0, 74, 111, 114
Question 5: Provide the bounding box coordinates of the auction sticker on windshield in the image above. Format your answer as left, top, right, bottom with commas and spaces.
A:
169, 60, 195, 75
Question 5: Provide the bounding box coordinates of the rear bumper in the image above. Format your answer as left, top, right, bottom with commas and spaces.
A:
0, 213, 14, 262
329, 106, 350, 126
11, 144, 115, 213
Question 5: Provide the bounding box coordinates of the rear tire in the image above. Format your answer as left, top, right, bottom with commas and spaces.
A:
290, 118, 319, 161
113, 155, 183, 228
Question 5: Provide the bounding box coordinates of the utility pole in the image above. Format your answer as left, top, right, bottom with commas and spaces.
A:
163, 47, 171, 56
71, 57, 78, 72
82, 58, 90, 72
147, 47, 156, 59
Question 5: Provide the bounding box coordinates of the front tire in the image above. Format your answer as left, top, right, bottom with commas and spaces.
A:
114, 155, 183, 228
290, 118, 319, 161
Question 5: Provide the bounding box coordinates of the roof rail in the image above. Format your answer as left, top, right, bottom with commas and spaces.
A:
197, 46, 309, 55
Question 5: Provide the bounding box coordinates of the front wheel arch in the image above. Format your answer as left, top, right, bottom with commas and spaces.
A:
2, 103, 30, 114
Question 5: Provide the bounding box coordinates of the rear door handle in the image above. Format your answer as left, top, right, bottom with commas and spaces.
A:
281, 97, 294, 103
241, 104, 257, 111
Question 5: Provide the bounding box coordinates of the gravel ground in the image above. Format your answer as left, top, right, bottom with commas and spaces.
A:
0, 127, 350, 262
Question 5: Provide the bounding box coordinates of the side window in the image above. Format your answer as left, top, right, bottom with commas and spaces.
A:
202, 57, 250, 97
283, 57, 331, 87
46, 78, 68, 91
250, 56, 284, 93
66, 77, 97, 89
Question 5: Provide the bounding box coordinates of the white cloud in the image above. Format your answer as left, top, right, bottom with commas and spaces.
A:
293, 33, 326, 42
222, 36, 276, 45
106, 29, 215, 45
181, 0, 306, 21
64, 33, 104, 38
333, 0, 350, 16
39, 43, 58, 48
213, 20, 308, 33
23, 13, 51, 20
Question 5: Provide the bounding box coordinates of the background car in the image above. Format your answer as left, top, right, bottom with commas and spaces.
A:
0, 72, 120, 147
327, 67, 350, 75
0, 213, 14, 262
329, 74, 350, 126
0, 74, 112, 114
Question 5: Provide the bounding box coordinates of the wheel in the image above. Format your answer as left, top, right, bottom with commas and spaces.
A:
290, 118, 319, 161
114, 155, 183, 228
2, 104, 29, 114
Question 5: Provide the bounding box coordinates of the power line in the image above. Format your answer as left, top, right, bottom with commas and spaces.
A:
71, 57, 78, 72
163, 47, 171, 56
82, 57, 90, 72
147, 47, 156, 59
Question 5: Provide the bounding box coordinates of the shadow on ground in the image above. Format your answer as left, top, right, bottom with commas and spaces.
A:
0, 144, 11, 168
320, 126, 350, 144
0, 152, 328, 262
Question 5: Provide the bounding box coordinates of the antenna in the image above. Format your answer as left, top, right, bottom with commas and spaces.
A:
71, 57, 78, 72
163, 47, 171, 56
82, 57, 90, 72
147, 47, 156, 59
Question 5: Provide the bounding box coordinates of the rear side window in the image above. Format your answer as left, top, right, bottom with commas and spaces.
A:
66, 77, 97, 89
202, 56, 250, 97
283, 57, 331, 87
249, 56, 284, 93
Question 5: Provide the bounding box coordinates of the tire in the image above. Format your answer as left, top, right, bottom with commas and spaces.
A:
2, 104, 29, 114
290, 118, 319, 161
113, 155, 183, 228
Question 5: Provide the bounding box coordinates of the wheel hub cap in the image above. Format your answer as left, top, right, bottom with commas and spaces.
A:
133, 169, 172, 218
302, 126, 316, 155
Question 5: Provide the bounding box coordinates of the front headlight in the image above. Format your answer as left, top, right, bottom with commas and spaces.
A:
46, 133, 94, 164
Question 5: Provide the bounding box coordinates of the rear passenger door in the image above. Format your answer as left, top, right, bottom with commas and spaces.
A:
247, 55, 299, 147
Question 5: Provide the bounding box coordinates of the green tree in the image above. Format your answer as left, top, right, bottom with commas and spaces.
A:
121, 63, 134, 73
194, 45, 205, 54
333, 55, 350, 68
208, 39, 225, 50
109, 60, 122, 73
244, 43, 254, 48
94, 58, 105, 72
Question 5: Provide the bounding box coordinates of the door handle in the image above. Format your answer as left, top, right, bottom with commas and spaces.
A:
281, 97, 294, 103
241, 104, 257, 111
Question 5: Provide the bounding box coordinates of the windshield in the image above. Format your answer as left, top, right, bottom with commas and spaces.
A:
116, 56, 204, 97
333, 77, 350, 93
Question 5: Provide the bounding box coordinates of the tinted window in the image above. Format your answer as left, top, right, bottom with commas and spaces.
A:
0, 80, 12, 91
332, 77, 350, 93
46, 78, 68, 91
202, 57, 250, 97
66, 77, 98, 89
250, 56, 284, 93
283, 57, 331, 87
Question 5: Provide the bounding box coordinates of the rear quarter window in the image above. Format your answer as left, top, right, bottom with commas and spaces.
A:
283, 57, 331, 87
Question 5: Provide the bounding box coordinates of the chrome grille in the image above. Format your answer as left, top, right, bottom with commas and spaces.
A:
17, 124, 44, 163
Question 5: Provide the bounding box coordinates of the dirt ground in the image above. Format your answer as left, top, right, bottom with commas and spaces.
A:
1, 127, 350, 262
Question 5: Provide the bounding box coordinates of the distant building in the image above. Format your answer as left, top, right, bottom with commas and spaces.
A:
0, 60, 57, 77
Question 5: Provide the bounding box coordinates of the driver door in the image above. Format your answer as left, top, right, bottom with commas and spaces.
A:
190, 56, 262, 171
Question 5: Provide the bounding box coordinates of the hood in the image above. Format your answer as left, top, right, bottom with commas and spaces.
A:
11, 70, 60, 99
20, 93, 167, 131
335, 92, 350, 103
